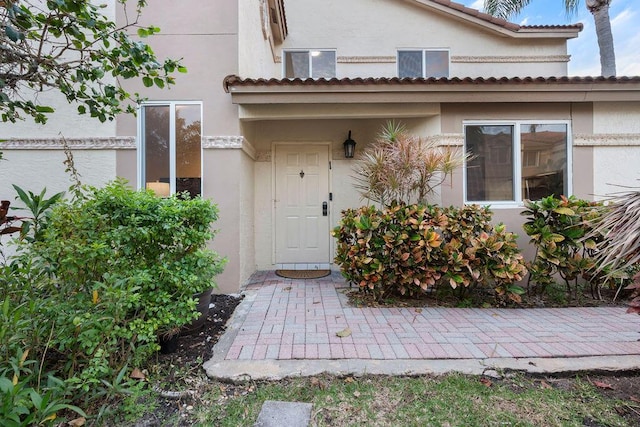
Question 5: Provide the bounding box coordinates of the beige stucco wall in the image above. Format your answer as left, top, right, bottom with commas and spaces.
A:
239, 0, 281, 78
239, 149, 256, 285
116, 0, 240, 137
0, 149, 118, 206
269, 0, 568, 79
590, 102, 640, 198
203, 148, 241, 294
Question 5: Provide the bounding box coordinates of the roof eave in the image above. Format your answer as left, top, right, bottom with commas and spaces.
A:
407, 0, 581, 39
223, 76, 640, 104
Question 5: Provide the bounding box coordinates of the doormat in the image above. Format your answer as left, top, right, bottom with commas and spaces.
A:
275, 270, 331, 279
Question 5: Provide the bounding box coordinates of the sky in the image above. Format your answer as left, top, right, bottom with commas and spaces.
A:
460, 0, 639, 76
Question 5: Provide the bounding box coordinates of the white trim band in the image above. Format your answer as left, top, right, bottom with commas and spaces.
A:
574, 134, 640, 146
1, 137, 136, 149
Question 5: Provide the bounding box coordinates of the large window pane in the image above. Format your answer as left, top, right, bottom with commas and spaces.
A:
285, 50, 335, 78
285, 51, 310, 78
398, 50, 422, 78
176, 104, 202, 198
466, 125, 514, 202
425, 50, 449, 78
141, 103, 202, 198
521, 124, 567, 200
143, 106, 170, 196
311, 50, 336, 78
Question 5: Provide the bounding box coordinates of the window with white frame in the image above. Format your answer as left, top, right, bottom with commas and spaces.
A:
283, 50, 336, 78
138, 102, 202, 198
397, 49, 449, 78
464, 121, 570, 204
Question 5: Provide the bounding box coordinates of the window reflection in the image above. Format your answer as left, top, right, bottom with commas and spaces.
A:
521, 124, 567, 200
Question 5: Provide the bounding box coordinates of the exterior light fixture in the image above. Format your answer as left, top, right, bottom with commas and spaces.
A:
343, 130, 356, 158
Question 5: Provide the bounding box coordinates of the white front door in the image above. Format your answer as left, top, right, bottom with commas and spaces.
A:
275, 144, 330, 264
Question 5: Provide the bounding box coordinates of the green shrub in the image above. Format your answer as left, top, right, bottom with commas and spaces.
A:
8, 180, 225, 391
333, 203, 527, 303
521, 195, 608, 300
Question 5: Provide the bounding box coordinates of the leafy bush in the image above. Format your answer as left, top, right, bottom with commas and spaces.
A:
7, 180, 225, 391
521, 195, 609, 300
333, 203, 527, 303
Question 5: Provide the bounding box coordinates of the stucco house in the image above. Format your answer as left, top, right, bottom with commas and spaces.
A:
2, 0, 640, 294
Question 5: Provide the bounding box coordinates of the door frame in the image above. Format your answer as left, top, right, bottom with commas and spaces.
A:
271, 142, 333, 266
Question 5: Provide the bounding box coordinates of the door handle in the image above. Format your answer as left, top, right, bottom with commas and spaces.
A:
322, 201, 328, 216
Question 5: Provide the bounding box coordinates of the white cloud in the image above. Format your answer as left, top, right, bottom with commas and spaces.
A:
615, 28, 640, 76
611, 8, 633, 27
469, 0, 484, 11
519, 17, 529, 25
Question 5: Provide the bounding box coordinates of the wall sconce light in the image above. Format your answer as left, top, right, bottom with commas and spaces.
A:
343, 130, 356, 159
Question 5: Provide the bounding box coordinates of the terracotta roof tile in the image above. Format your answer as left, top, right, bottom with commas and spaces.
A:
521, 24, 584, 30
224, 75, 640, 92
425, 0, 579, 32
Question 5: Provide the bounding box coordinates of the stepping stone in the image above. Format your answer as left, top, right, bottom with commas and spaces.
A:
254, 400, 313, 427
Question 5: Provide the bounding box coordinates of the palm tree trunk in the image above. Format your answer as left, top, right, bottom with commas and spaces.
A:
587, 0, 616, 77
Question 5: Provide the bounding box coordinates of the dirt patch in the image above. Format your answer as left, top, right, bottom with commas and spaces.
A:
131, 294, 243, 427
345, 285, 633, 309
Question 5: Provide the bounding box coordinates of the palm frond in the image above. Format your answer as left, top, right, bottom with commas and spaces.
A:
484, 0, 532, 20
587, 189, 640, 276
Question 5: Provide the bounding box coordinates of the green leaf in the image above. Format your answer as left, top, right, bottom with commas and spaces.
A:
5, 25, 23, 42
178, 66, 188, 73
34, 105, 54, 113
553, 207, 575, 216
142, 76, 153, 87
154, 77, 165, 88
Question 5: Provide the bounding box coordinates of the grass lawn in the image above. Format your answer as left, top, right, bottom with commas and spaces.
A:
131, 372, 640, 426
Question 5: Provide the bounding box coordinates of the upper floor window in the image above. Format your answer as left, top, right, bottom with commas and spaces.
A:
284, 50, 336, 78
464, 121, 571, 205
138, 102, 202, 198
398, 49, 449, 78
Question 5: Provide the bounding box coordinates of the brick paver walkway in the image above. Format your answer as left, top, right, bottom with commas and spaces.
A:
223, 271, 640, 361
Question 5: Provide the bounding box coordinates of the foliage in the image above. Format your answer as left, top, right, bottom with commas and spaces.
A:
11, 185, 64, 242
521, 195, 609, 300
0, 348, 86, 426
352, 122, 468, 206
625, 272, 640, 315
333, 203, 527, 303
587, 189, 640, 275
584, 189, 640, 314
1, 0, 186, 123
6, 179, 225, 394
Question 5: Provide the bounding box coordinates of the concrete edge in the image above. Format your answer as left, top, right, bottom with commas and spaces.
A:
203, 355, 640, 383
209, 290, 257, 361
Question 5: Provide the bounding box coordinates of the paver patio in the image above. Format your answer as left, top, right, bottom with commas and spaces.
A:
219, 271, 640, 362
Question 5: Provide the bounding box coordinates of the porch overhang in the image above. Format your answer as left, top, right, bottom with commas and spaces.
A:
224, 76, 640, 121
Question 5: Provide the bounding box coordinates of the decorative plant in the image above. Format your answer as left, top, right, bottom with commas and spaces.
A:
352, 121, 468, 206
9, 179, 226, 390
333, 203, 527, 303
521, 195, 608, 301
